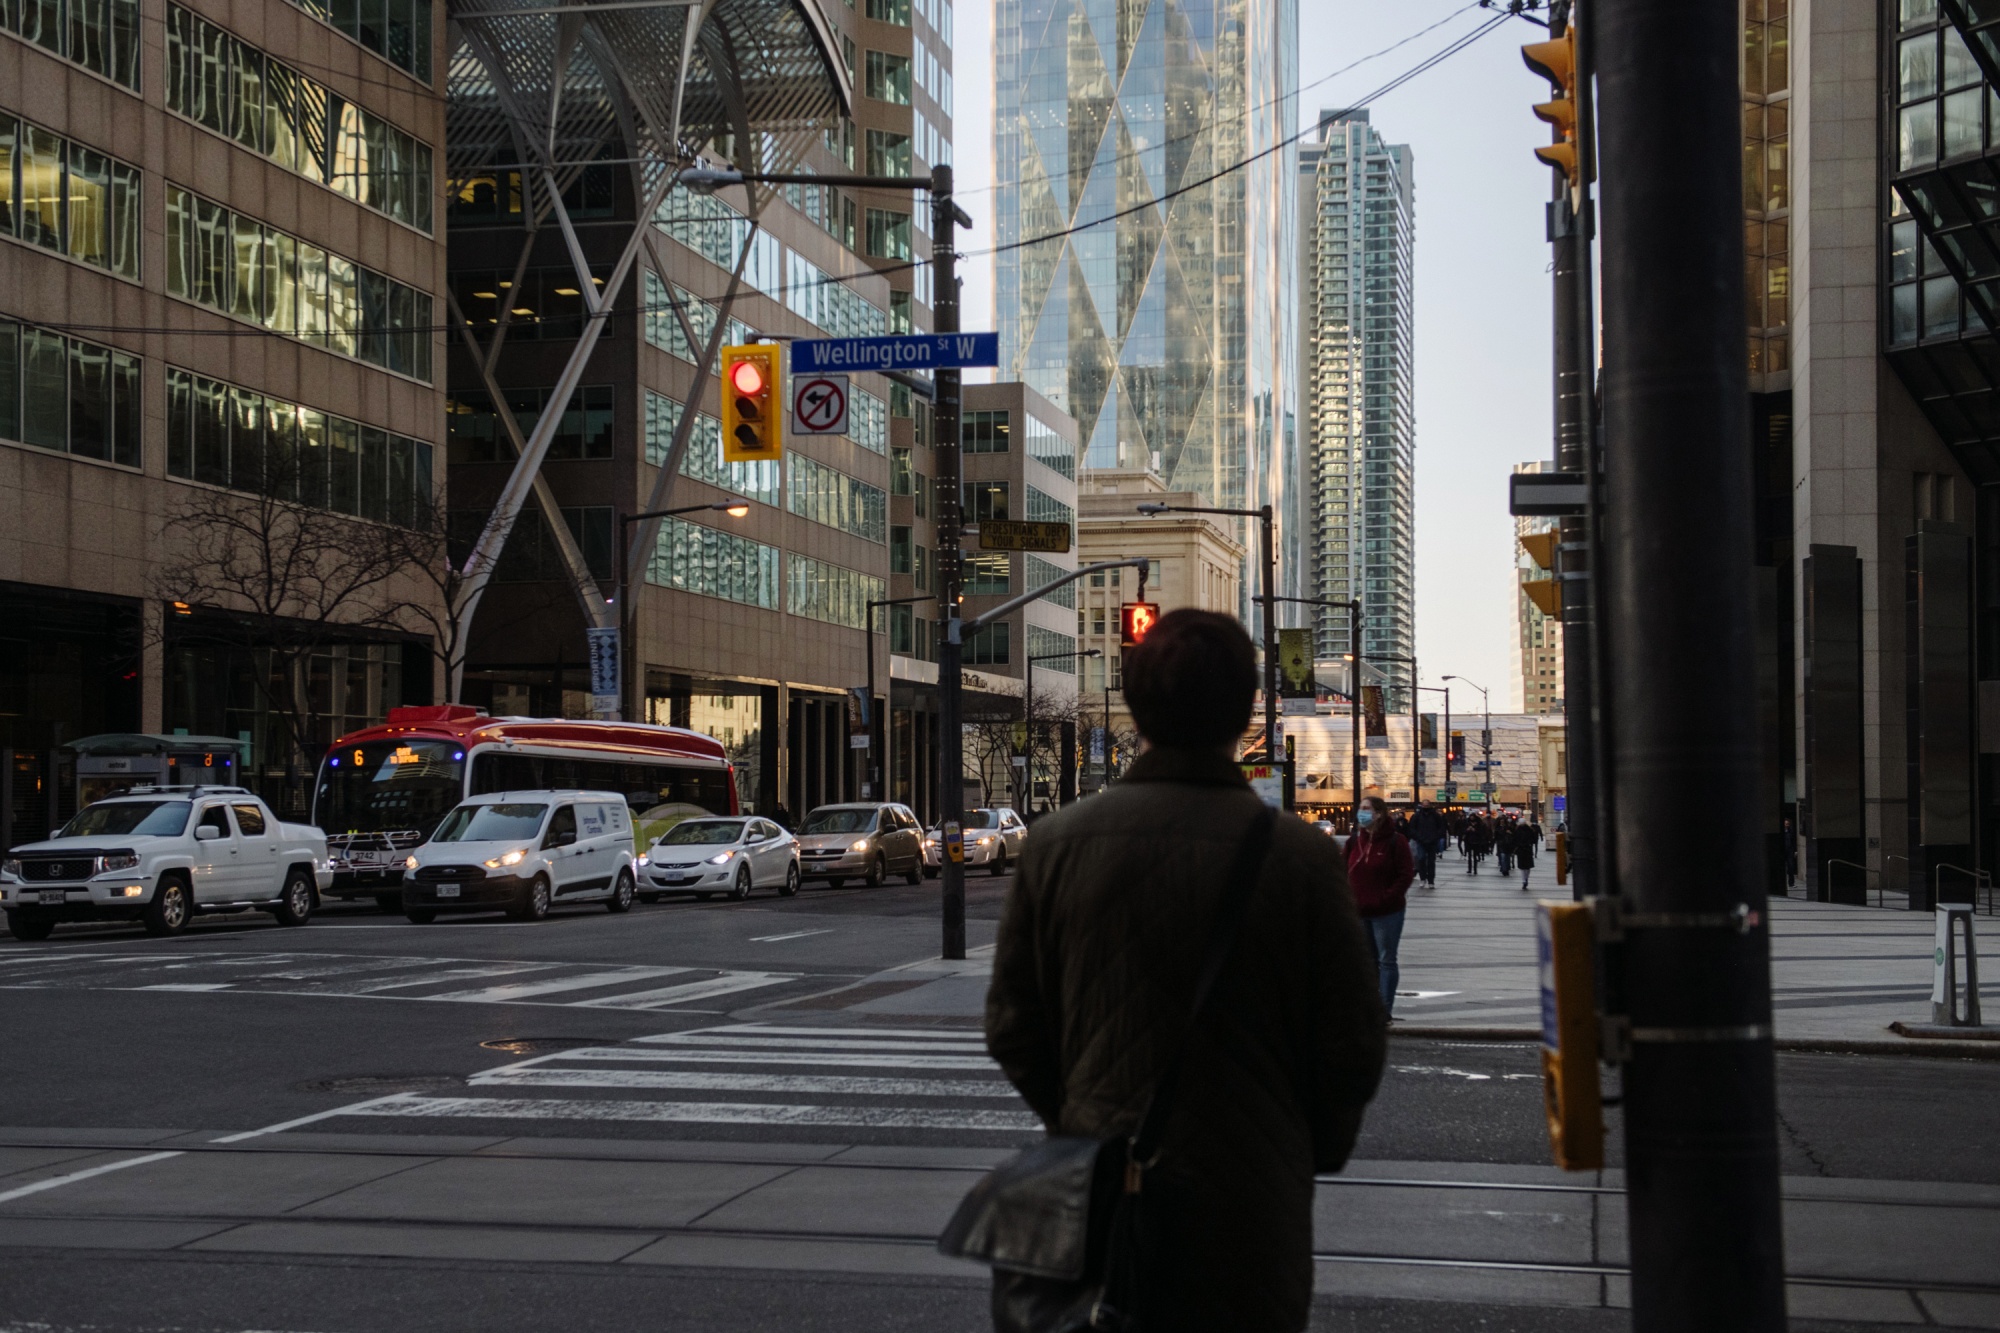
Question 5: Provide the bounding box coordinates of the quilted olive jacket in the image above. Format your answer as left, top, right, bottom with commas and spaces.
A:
985, 747, 1387, 1332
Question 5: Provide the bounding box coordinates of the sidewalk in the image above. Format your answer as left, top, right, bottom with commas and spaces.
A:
2, 1128, 1995, 1325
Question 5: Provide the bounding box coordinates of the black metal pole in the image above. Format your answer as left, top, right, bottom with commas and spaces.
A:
933, 163, 967, 961
616, 511, 632, 723
865, 604, 879, 800
1260, 505, 1276, 761
1598, 1, 1786, 1327
1349, 602, 1362, 824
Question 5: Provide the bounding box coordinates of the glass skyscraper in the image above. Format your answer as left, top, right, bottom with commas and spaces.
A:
993, 0, 1299, 610
1299, 110, 1414, 706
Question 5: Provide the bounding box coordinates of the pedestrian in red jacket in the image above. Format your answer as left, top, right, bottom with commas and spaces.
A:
1345, 795, 1415, 1020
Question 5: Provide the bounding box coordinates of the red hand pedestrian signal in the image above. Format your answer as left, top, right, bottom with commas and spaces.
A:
1119, 601, 1160, 648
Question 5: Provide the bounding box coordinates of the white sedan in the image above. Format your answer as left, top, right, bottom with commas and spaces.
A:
637, 816, 800, 901
922, 807, 1028, 877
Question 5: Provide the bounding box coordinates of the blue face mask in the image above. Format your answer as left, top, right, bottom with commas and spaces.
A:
1356, 809, 1374, 828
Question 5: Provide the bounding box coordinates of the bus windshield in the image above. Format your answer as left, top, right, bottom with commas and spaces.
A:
315, 740, 466, 839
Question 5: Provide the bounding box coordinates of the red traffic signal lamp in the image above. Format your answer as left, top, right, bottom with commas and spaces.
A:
1119, 601, 1160, 648
720, 344, 781, 463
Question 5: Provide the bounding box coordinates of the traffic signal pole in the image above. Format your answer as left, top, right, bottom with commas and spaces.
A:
1597, 1, 1787, 1327
934, 164, 970, 962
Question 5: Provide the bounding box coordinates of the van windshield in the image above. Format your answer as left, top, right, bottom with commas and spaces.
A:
801, 808, 875, 834
432, 803, 548, 843
59, 801, 193, 839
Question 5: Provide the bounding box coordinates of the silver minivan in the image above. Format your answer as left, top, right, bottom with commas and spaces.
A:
401, 790, 638, 922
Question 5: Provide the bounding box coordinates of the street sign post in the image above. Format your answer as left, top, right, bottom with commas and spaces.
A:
791, 333, 1000, 374
791, 373, 849, 436
978, 520, 1071, 552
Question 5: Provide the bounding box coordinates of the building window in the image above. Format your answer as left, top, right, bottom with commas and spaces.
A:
963, 620, 1009, 665
1024, 412, 1073, 479
450, 162, 613, 226
867, 207, 913, 260
0, 318, 141, 466
785, 249, 886, 338
639, 270, 754, 360
1025, 554, 1075, 609
1025, 484, 1073, 528
891, 446, 914, 495
787, 554, 885, 628
865, 50, 912, 103
166, 6, 434, 231
453, 266, 608, 343
890, 603, 931, 659
789, 452, 887, 542
447, 385, 614, 462
3, 0, 139, 87
866, 129, 912, 177
891, 525, 913, 573
963, 479, 1010, 521
964, 409, 1009, 453
964, 552, 1009, 594
470, 505, 613, 582
647, 515, 781, 609
849, 386, 888, 454
281, 0, 431, 83
644, 391, 779, 506
656, 188, 784, 298
866, 0, 910, 23
0, 117, 141, 278
1028, 625, 1077, 671
166, 185, 432, 380
165, 366, 434, 525
889, 289, 914, 333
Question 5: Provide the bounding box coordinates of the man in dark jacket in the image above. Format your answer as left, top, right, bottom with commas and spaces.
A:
1407, 801, 1447, 888
986, 610, 1387, 1333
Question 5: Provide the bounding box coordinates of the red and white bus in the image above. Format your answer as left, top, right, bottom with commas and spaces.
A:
313, 704, 737, 904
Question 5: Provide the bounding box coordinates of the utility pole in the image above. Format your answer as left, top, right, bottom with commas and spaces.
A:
1598, 1, 1787, 1327
933, 163, 971, 961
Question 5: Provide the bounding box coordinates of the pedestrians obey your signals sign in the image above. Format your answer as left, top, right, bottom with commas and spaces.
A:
791, 374, 848, 437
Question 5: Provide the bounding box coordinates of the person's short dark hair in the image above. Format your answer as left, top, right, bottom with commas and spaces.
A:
1121, 609, 1256, 749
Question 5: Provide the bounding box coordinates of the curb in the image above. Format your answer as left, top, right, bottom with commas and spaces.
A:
1389, 1026, 2000, 1060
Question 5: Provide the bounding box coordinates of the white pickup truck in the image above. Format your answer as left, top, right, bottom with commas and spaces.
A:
0, 786, 331, 941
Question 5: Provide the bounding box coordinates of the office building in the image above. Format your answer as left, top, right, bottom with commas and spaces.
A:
992, 0, 1299, 620
1, 0, 450, 833
1513, 463, 1563, 715
1299, 109, 1415, 709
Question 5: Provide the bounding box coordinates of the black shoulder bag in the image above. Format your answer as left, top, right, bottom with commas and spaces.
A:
938, 806, 1277, 1333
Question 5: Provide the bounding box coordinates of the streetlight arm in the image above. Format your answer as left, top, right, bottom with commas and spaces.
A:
960, 559, 1150, 635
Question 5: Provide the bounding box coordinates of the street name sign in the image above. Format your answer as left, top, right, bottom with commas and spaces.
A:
791, 373, 849, 436
791, 333, 1000, 374
978, 520, 1072, 553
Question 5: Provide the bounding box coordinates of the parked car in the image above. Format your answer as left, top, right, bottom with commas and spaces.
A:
0, 786, 330, 941
922, 807, 1028, 877
796, 803, 925, 887
400, 791, 637, 922
637, 816, 799, 901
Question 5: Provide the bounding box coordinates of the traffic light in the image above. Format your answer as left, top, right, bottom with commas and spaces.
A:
1450, 731, 1467, 768
1523, 26, 1585, 194
1119, 601, 1160, 648
720, 344, 781, 463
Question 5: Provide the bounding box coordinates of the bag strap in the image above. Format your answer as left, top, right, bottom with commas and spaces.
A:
1127, 804, 1276, 1172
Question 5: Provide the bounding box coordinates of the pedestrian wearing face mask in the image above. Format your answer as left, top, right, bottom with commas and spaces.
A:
1345, 796, 1415, 1021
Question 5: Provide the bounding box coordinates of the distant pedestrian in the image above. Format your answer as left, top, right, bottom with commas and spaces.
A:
1407, 801, 1446, 890
1496, 816, 1514, 877
1783, 818, 1798, 889
1514, 820, 1539, 891
984, 608, 1387, 1333
1346, 795, 1415, 1021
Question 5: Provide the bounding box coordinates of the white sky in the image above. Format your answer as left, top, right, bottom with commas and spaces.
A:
953, 1, 1556, 718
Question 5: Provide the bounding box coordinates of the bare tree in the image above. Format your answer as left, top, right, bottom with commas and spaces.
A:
152, 462, 416, 813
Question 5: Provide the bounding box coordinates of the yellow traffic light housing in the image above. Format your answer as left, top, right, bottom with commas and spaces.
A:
720, 344, 782, 463
1521, 30, 1574, 90
1523, 26, 1587, 196
1537, 900, 1603, 1171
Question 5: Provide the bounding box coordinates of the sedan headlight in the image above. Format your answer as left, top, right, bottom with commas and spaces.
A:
850, 838, 872, 852
99, 853, 140, 873
405, 855, 421, 870
705, 849, 737, 865
483, 848, 527, 869
636, 854, 651, 867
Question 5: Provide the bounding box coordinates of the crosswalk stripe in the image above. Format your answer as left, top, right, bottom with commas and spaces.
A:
420, 966, 693, 1003
633, 1032, 989, 1051
713, 1024, 984, 1040
574, 971, 799, 1009
541, 1047, 1000, 1071
316, 961, 572, 995
467, 1067, 1021, 1098
355, 1093, 1044, 1132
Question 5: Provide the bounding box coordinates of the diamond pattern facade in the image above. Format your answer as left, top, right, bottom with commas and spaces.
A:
994, 0, 1299, 611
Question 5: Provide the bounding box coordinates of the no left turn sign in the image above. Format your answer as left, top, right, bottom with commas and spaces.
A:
792, 374, 849, 436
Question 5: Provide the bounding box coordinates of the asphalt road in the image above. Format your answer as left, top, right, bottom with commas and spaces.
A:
5, 873, 1997, 1332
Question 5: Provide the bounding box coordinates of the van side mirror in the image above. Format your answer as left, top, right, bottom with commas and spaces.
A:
553, 829, 577, 847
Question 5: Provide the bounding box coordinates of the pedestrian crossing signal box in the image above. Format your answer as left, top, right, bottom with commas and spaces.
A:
721, 345, 782, 463
1120, 601, 1160, 648
1537, 900, 1603, 1171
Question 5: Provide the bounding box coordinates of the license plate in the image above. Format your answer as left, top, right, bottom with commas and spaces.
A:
436, 885, 460, 898
348, 852, 389, 868
37, 891, 64, 905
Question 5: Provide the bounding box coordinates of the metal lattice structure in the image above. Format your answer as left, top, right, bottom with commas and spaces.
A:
440, 0, 850, 703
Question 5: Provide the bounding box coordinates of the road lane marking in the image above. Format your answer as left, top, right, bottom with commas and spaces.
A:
536, 1047, 1001, 1071
574, 972, 798, 1009
211, 1094, 424, 1143
468, 1067, 1022, 1098
634, 1032, 988, 1052
352, 1094, 1043, 1132
717, 1024, 980, 1040
420, 966, 693, 1003
749, 929, 835, 942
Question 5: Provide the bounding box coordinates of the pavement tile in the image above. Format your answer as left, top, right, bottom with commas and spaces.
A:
625, 1232, 986, 1278
0, 1151, 422, 1217
1919, 1291, 2000, 1330
1784, 1199, 2000, 1287
186, 1219, 657, 1263
1339, 1158, 1604, 1188
470, 1136, 848, 1165
1314, 1183, 1598, 1266
690, 1164, 979, 1238
1312, 1256, 1606, 1308
0, 1128, 188, 1147
826, 1145, 1015, 1169
191, 1131, 513, 1155
0, 1217, 234, 1250
296, 1156, 797, 1229
1782, 1283, 1926, 1325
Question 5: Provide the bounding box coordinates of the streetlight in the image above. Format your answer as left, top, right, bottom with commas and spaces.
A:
1137, 501, 1277, 759
1441, 675, 1492, 811
1022, 648, 1101, 812
864, 595, 937, 805
614, 501, 749, 722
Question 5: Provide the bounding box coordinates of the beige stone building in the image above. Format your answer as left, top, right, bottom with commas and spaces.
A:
1511, 462, 1563, 715
2, 0, 448, 834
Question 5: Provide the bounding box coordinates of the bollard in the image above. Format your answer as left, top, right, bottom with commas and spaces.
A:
1931, 903, 1982, 1027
